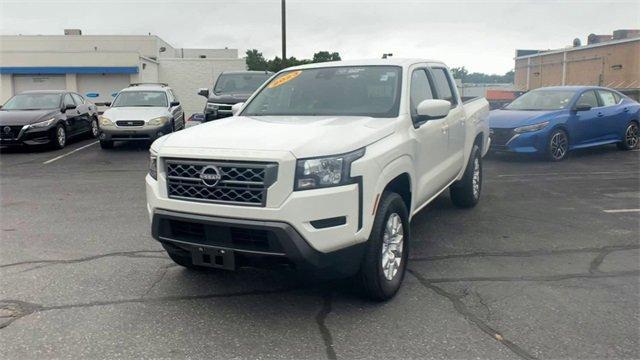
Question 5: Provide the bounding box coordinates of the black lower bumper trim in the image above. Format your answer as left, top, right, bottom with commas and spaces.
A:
151, 209, 365, 276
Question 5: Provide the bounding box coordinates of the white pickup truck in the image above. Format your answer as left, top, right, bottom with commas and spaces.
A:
146, 59, 490, 300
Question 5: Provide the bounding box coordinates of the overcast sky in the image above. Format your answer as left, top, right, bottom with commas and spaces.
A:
1, 0, 638, 74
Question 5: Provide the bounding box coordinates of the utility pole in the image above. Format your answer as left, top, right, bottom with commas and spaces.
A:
281, 0, 287, 67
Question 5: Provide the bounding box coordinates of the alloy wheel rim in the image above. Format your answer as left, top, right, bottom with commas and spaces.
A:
57, 127, 66, 146
381, 213, 404, 281
550, 132, 567, 159
626, 124, 638, 148
472, 157, 481, 199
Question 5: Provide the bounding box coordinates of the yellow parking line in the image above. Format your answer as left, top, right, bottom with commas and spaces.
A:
43, 141, 99, 165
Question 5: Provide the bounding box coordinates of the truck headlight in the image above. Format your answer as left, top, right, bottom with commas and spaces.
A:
294, 148, 365, 190
149, 151, 158, 180
99, 116, 114, 126
148, 116, 169, 126
514, 121, 549, 134
30, 118, 56, 128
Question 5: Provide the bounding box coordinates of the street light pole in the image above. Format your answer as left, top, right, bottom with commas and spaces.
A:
281, 0, 287, 66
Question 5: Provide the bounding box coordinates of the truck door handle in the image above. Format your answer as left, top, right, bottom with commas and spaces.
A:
623, 107, 629, 113
597, 112, 604, 117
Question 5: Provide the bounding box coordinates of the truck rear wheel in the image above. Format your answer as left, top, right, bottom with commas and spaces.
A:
357, 192, 410, 301
450, 144, 482, 208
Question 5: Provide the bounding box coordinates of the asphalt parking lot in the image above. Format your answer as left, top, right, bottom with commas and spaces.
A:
1, 134, 638, 359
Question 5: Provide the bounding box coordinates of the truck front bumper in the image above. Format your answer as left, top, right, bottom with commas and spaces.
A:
151, 209, 365, 276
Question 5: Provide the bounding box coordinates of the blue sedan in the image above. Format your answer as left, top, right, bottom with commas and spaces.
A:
489, 86, 639, 161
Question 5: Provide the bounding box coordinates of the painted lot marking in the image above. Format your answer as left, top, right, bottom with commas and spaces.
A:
43, 141, 99, 165
602, 209, 640, 214
498, 171, 636, 178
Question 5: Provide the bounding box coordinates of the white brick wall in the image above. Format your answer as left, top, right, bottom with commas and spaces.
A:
158, 58, 246, 118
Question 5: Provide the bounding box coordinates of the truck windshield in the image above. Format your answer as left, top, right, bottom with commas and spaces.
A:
242, 66, 402, 118
214, 73, 272, 95
112, 91, 168, 107
2, 93, 61, 110
505, 90, 576, 111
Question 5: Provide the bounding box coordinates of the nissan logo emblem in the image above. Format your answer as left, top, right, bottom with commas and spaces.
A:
200, 165, 222, 187
3, 126, 10, 134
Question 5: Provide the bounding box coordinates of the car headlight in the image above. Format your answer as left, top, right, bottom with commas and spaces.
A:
294, 148, 365, 191
99, 116, 114, 126
30, 118, 56, 128
149, 151, 158, 180
148, 117, 169, 126
514, 121, 550, 134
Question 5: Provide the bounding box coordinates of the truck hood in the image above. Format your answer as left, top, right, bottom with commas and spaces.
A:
160, 115, 397, 158
102, 107, 168, 121
207, 93, 251, 104
489, 109, 562, 128
0, 109, 60, 126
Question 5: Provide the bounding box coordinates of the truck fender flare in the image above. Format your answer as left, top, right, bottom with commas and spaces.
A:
371, 155, 415, 214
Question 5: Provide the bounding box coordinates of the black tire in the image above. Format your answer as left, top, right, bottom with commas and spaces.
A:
617, 121, 639, 150
546, 128, 569, 161
51, 124, 66, 149
357, 192, 410, 301
99, 140, 114, 149
450, 144, 482, 208
161, 243, 207, 270
89, 117, 99, 138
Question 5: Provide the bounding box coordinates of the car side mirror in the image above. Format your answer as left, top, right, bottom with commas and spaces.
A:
416, 99, 451, 122
574, 103, 592, 112
198, 88, 210, 98
231, 102, 244, 116
104, 102, 112, 107
170, 101, 180, 107
63, 104, 76, 112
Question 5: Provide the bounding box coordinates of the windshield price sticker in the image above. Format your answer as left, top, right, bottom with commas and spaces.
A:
268, 70, 302, 88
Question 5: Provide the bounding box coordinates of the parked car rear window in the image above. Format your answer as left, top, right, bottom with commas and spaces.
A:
242, 66, 402, 118
214, 73, 272, 95
112, 91, 168, 107
505, 89, 576, 111
597, 90, 617, 106
2, 93, 61, 110
576, 90, 599, 108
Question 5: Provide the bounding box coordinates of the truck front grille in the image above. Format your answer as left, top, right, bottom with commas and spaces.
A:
165, 159, 278, 207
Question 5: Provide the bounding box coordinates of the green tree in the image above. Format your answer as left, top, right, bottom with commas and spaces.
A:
450, 66, 469, 80
245, 49, 268, 71
312, 51, 341, 63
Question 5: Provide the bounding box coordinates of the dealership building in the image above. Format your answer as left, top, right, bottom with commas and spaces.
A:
0, 30, 246, 117
514, 29, 640, 100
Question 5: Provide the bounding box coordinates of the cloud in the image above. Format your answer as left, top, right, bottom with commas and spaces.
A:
1, 0, 638, 74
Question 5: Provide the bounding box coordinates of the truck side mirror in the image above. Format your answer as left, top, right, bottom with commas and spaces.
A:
198, 88, 210, 98
573, 103, 592, 112
63, 104, 76, 112
231, 102, 244, 116
170, 101, 180, 107
416, 99, 451, 122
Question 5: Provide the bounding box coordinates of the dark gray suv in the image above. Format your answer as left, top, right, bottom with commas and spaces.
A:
198, 71, 272, 121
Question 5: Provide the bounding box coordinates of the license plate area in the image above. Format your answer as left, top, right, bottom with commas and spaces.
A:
191, 246, 235, 270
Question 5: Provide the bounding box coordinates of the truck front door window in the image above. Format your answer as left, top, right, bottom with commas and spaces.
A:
410, 69, 434, 123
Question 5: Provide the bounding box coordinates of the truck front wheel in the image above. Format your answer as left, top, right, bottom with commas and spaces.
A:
450, 144, 482, 208
357, 192, 410, 301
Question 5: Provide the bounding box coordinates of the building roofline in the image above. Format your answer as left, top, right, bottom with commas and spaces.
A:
514, 37, 640, 60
